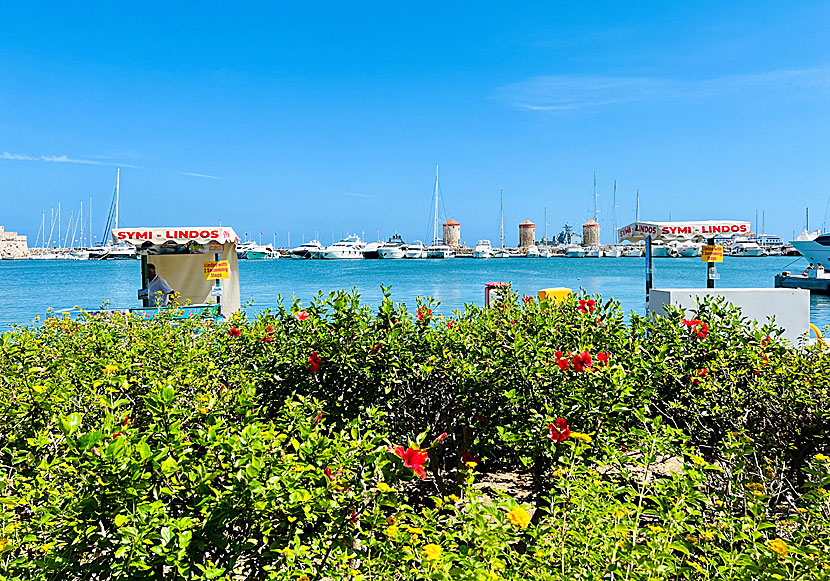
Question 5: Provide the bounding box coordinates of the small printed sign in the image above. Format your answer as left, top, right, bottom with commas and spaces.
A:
208, 241, 223, 252
203, 260, 230, 279
210, 284, 224, 297
701, 245, 724, 263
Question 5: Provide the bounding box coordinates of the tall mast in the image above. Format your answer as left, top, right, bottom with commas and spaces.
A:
544, 206, 548, 246
58, 202, 61, 250
114, 167, 120, 230
613, 180, 618, 244
635, 189, 640, 222
47, 208, 55, 249
35, 212, 44, 248
500, 189, 504, 249
593, 172, 599, 223
433, 164, 440, 245
89, 196, 92, 246
78, 201, 83, 249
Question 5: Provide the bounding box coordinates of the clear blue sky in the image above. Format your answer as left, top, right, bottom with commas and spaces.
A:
2, 1, 829, 247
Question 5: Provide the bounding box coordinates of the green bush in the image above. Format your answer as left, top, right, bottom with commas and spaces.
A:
1, 292, 829, 580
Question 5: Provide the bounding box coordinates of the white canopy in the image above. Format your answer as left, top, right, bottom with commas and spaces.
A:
618, 221, 752, 243
112, 227, 239, 247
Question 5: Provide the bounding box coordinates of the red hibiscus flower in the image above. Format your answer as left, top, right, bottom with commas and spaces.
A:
548, 418, 571, 443
696, 322, 709, 339
523, 295, 535, 305
761, 334, 771, 347
391, 445, 429, 479
122, 414, 131, 426
262, 336, 274, 342
447, 320, 454, 329
578, 299, 595, 314
294, 311, 309, 321
308, 351, 322, 372
370, 342, 382, 354
416, 306, 432, 322
596, 352, 610, 363
572, 351, 592, 372
228, 327, 241, 338
461, 451, 480, 465
112, 432, 125, 439
265, 325, 274, 332
313, 411, 323, 424
556, 357, 571, 371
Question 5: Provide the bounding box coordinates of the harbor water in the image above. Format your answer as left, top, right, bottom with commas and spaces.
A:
3, 256, 829, 331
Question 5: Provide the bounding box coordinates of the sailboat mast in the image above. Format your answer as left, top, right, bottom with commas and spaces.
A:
433, 165, 440, 245
114, 167, 120, 231
58, 202, 61, 251
593, 172, 599, 223
544, 206, 548, 246
500, 189, 504, 249
613, 180, 619, 244
635, 189, 640, 222
89, 197, 92, 246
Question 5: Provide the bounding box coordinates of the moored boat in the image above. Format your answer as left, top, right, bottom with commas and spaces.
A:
289, 240, 323, 259
473, 240, 493, 258
319, 235, 365, 259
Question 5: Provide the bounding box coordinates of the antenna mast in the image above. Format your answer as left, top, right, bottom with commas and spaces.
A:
500, 189, 504, 249
635, 189, 640, 222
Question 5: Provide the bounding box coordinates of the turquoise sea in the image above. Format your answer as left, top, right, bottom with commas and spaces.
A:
2, 255, 829, 331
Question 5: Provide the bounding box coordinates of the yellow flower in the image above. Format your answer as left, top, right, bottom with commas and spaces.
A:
700, 530, 715, 541
103, 365, 118, 375
406, 527, 424, 535
750, 490, 764, 497
298, 576, 310, 581
376, 482, 391, 493
447, 494, 459, 503
385, 525, 399, 538
508, 506, 531, 528
570, 432, 592, 443
797, 508, 807, 514
0, 538, 8, 552
816, 454, 829, 462
465, 461, 478, 468
690, 455, 706, 466
648, 525, 665, 534
385, 516, 397, 526
35, 315, 40, 321
769, 538, 788, 558
422, 543, 442, 561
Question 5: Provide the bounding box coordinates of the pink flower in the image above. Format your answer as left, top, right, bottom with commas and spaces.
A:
294, 311, 309, 321
548, 418, 571, 444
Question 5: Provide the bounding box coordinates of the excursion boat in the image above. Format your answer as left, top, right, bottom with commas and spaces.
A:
603, 245, 622, 258
539, 246, 553, 258
473, 240, 493, 258
404, 240, 426, 259
524, 245, 541, 258
377, 234, 407, 259
671, 241, 702, 258
289, 240, 323, 259
319, 235, 365, 259
621, 245, 643, 257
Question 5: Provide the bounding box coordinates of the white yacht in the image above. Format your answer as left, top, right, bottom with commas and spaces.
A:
621, 245, 643, 257
404, 240, 426, 259
585, 245, 603, 258
539, 246, 553, 258
603, 246, 622, 258
492, 248, 510, 258
319, 235, 365, 259
650, 240, 670, 257
377, 234, 407, 259
672, 241, 702, 258
426, 244, 455, 259
565, 245, 587, 258
791, 231, 830, 266
361, 240, 384, 259
729, 237, 765, 257
289, 240, 323, 259
523, 245, 541, 258
473, 240, 493, 258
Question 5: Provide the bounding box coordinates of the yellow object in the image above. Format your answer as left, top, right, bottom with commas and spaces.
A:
810, 323, 823, 339
537, 287, 572, 303
701, 245, 724, 262
202, 260, 230, 280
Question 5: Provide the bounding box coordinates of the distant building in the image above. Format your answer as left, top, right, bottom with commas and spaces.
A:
0, 226, 28, 258
583, 219, 600, 246
443, 218, 461, 248
519, 220, 536, 248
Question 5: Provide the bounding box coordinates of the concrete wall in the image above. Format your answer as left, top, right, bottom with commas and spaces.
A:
648, 288, 810, 343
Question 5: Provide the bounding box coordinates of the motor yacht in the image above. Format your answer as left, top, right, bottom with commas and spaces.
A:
246, 245, 280, 259
426, 244, 455, 259
539, 246, 553, 258
523, 245, 541, 258
404, 240, 426, 259
472, 240, 493, 258
362, 240, 384, 259
672, 241, 702, 258
585, 245, 603, 258
650, 240, 670, 258
729, 237, 765, 257
621, 245, 643, 257
603, 246, 622, 258
565, 245, 587, 258
790, 231, 830, 266
289, 240, 323, 259
377, 234, 407, 259
320, 235, 365, 259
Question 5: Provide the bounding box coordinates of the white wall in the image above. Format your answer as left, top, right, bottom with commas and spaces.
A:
649, 288, 810, 343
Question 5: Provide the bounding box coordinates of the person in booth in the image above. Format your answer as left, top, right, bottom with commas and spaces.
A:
146, 263, 175, 307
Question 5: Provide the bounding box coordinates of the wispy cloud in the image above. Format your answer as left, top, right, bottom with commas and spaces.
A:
1, 151, 36, 160
494, 68, 830, 112
343, 192, 379, 199
182, 172, 223, 180
1, 151, 138, 167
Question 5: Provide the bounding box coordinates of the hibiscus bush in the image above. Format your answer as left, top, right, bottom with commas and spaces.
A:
1, 290, 829, 579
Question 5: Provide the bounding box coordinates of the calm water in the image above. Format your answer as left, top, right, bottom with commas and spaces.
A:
3, 255, 828, 331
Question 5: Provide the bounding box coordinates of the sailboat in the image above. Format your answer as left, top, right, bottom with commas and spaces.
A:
425, 165, 455, 259
87, 169, 136, 260
492, 190, 510, 258
604, 181, 622, 257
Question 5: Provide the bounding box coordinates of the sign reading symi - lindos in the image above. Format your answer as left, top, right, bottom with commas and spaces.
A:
618, 221, 751, 243
112, 227, 240, 245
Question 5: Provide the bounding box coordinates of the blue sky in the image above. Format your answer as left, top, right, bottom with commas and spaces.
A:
2, 1, 829, 247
